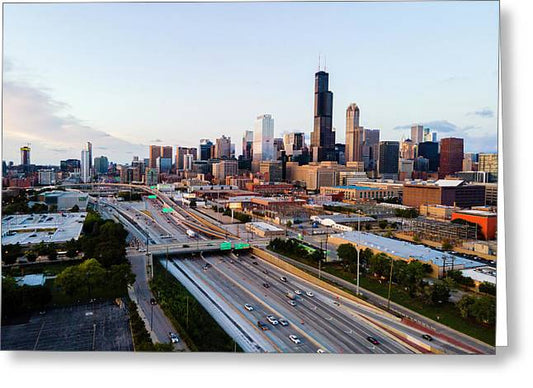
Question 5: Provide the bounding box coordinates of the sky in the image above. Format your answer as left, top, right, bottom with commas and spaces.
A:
2, 1, 500, 165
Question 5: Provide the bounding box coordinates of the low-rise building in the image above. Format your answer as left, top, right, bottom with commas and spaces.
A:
403, 179, 485, 208
320, 185, 398, 202
451, 209, 497, 240
245, 221, 285, 238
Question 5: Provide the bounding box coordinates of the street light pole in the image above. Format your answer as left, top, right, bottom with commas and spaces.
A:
387, 257, 394, 310
356, 211, 361, 295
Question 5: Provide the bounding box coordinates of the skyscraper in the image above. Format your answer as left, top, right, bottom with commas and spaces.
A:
242, 130, 253, 160
253, 114, 275, 163
283, 132, 305, 157
81, 148, 90, 183
176, 147, 197, 170
94, 156, 109, 174
214, 135, 232, 159
20, 145, 31, 168
87, 141, 93, 171
439, 137, 464, 178
378, 141, 399, 178
149, 145, 161, 168
310, 70, 335, 162
478, 153, 498, 182
345, 103, 363, 163
411, 124, 424, 144
418, 141, 439, 172
199, 139, 213, 160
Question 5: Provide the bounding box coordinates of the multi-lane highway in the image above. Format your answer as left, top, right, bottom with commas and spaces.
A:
93, 192, 493, 354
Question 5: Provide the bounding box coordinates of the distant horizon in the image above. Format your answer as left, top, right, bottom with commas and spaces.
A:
2, 1, 499, 165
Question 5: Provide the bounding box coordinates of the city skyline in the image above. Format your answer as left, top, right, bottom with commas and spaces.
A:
3, 1, 499, 165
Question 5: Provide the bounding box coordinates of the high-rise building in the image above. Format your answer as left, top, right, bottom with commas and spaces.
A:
273, 137, 285, 159
157, 156, 172, 174
176, 147, 197, 170
94, 156, 109, 174
253, 114, 275, 162
418, 141, 439, 172
87, 142, 93, 171
200, 139, 213, 160
478, 153, 498, 182
310, 70, 335, 162
377, 141, 399, 178
242, 130, 254, 160
212, 159, 238, 181
145, 168, 159, 186
439, 137, 464, 178
362, 129, 380, 172
149, 145, 161, 168
345, 103, 364, 163
183, 154, 194, 171
259, 160, 283, 182
214, 135, 232, 159
161, 146, 173, 159
20, 145, 31, 167
38, 169, 55, 185
60, 159, 81, 172
411, 125, 424, 144
283, 132, 305, 157
81, 149, 91, 183
400, 138, 416, 160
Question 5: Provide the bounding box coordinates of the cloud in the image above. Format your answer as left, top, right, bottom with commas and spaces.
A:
468, 108, 494, 118
149, 139, 163, 143
394, 120, 459, 133
2, 80, 147, 164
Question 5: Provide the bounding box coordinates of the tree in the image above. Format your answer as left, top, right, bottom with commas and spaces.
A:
286, 220, 292, 228
25, 251, 38, 263
430, 282, 451, 305
441, 239, 453, 251
56, 265, 85, 297
378, 220, 388, 230
2, 243, 23, 265
337, 244, 357, 264
109, 263, 136, 291
412, 234, 421, 243
479, 282, 496, 296
70, 204, 80, 212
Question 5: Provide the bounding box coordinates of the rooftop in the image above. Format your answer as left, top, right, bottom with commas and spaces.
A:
461, 266, 496, 285
331, 186, 379, 191
246, 221, 284, 232
335, 231, 483, 268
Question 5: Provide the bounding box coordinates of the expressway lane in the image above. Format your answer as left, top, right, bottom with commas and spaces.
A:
207, 253, 412, 354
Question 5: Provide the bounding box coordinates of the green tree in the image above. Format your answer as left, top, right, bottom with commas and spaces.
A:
378, 220, 388, 230
430, 282, 451, 304
441, 239, 453, 251
479, 282, 496, 296
108, 263, 136, 291
25, 251, 38, 263
337, 243, 357, 264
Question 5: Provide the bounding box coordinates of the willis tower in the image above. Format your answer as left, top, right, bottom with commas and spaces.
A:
310, 69, 335, 162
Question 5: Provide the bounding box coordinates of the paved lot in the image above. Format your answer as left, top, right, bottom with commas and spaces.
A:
1, 300, 133, 351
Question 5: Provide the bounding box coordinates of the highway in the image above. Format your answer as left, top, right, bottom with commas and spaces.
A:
92, 191, 493, 354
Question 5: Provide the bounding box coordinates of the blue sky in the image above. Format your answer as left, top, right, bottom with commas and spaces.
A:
2, 1, 499, 164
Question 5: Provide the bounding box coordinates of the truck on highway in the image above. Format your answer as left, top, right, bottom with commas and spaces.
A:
186, 229, 197, 238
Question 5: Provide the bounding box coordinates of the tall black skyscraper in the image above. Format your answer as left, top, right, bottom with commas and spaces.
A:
417, 141, 439, 172
378, 141, 399, 177
310, 70, 335, 162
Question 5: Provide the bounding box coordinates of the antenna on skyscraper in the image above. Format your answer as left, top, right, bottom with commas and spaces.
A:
318, 53, 321, 71
324, 55, 327, 71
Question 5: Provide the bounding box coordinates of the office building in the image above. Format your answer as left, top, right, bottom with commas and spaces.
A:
200, 139, 213, 160
94, 156, 109, 174
81, 149, 90, 183
145, 168, 159, 186
310, 70, 335, 162
439, 137, 464, 178
478, 153, 498, 182
418, 141, 439, 172
377, 141, 399, 179
283, 132, 305, 157
253, 114, 275, 163
362, 129, 380, 172
176, 147, 197, 170
345, 103, 364, 163
214, 135, 232, 159
60, 159, 81, 172
38, 169, 55, 185
157, 156, 172, 174
403, 179, 485, 208
184, 154, 194, 171
212, 159, 238, 181
411, 124, 424, 144
400, 138, 415, 159
149, 145, 161, 168
20, 145, 31, 168
87, 142, 93, 173
242, 130, 254, 160
259, 160, 283, 182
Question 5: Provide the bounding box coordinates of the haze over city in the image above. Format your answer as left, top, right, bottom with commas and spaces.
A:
2, 1, 498, 165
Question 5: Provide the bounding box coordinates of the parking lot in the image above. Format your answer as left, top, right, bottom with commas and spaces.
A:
1, 300, 134, 351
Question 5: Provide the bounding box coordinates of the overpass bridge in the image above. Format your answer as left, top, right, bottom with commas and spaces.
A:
146, 240, 252, 257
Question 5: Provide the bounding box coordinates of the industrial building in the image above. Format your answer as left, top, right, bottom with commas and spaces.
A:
451, 209, 497, 240
245, 222, 285, 238
403, 179, 485, 208
38, 190, 89, 211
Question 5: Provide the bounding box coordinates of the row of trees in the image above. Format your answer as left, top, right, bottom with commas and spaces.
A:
457, 294, 496, 325
267, 238, 324, 263
222, 209, 252, 223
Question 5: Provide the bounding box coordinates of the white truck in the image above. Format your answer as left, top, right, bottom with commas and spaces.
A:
186, 229, 197, 238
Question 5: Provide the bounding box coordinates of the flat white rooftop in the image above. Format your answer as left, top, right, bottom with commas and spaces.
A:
246, 221, 283, 232
335, 231, 483, 268
461, 266, 496, 285
2, 212, 87, 245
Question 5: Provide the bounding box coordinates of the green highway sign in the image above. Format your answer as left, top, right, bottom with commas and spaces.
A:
148, 195, 157, 199
234, 243, 250, 250
220, 241, 232, 250
150, 186, 156, 189
162, 207, 174, 213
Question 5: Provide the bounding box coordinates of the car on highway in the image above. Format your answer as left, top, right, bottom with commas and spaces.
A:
294, 290, 302, 295
289, 335, 301, 344
280, 276, 287, 282
257, 321, 269, 331
266, 315, 279, 325
263, 283, 270, 288
421, 334, 433, 341
252, 261, 258, 265
244, 304, 254, 311
287, 300, 296, 306
168, 332, 179, 343
150, 298, 157, 305
138, 248, 146, 253
316, 348, 326, 353
279, 318, 289, 326
333, 301, 340, 306
305, 291, 314, 297
366, 336, 380, 345
262, 269, 268, 274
